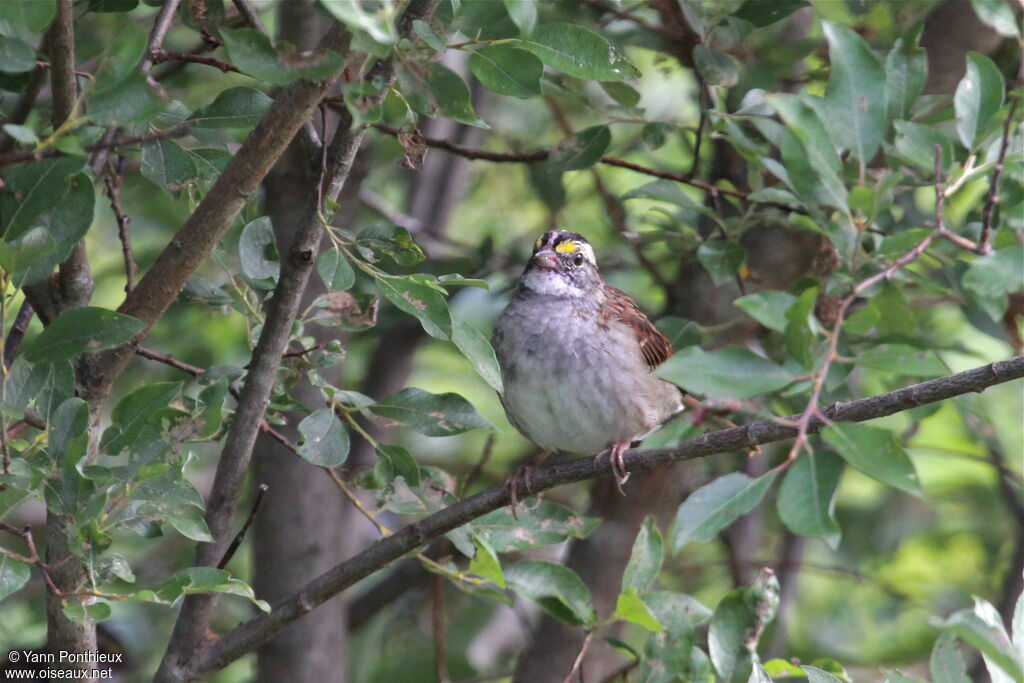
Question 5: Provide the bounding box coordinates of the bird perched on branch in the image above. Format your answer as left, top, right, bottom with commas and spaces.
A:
492, 230, 684, 504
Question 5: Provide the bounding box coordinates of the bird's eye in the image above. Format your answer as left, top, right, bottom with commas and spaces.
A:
572, 253, 584, 266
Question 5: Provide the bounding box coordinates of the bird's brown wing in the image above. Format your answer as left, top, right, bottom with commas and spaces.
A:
601, 285, 673, 370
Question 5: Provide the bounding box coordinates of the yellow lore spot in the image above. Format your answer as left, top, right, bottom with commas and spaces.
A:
555, 240, 579, 254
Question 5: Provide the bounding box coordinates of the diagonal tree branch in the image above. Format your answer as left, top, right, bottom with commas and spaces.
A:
154, 3, 443, 681
182, 356, 1024, 680
77, 26, 353, 405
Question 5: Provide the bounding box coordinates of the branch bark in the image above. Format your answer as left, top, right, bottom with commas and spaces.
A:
154, 3, 442, 681
181, 356, 1023, 680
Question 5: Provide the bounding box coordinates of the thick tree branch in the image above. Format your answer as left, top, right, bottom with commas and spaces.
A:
184, 356, 1024, 680
77, 26, 353, 405
154, 4, 442, 681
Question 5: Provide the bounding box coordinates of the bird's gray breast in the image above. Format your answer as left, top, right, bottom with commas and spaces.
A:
492, 292, 664, 455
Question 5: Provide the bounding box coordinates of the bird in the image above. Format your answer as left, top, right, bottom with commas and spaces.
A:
491, 230, 683, 505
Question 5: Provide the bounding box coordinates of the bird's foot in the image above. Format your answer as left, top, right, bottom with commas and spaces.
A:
504, 450, 550, 519
598, 442, 631, 496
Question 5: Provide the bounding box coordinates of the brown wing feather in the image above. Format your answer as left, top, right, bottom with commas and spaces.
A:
601, 285, 673, 370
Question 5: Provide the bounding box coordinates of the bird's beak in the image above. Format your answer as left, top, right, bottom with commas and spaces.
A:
532, 249, 560, 270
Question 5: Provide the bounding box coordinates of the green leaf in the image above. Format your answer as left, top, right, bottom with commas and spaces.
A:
971, 0, 1020, 37
0, 156, 82, 241
505, 560, 597, 626
643, 591, 712, 636
693, 45, 740, 87
320, 0, 397, 45
963, 246, 1024, 320
369, 387, 492, 436
0, 555, 30, 602
521, 23, 639, 81
822, 423, 922, 496
422, 61, 488, 127
657, 346, 798, 399
615, 589, 664, 631
88, 72, 160, 125
375, 275, 451, 339
239, 216, 279, 281
502, 0, 536, 36
731, 0, 808, 26
317, 246, 355, 291
100, 382, 183, 455
672, 470, 779, 551
623, 516, 663, 590
187, 87, 272, 127
142, 138, 198, 190
777, 452, 843, 547
452, 315, 503, 392
822, 21, 887, 162
858, 343, 946, 376
804, 666, 846, 683
469, 46, 542, 99
709, 589, 757, 682
0, 1, 55, 41
892, 120, 953, 173
939, 600, 1023, 683
954, 52, 1005, 149
144, 567, 270, 612
734, 291, 798, 332
468, 535, 505, 587
697, 240, 745, 286
471, 500, 598, 552
22, 307, 145, 363
930, 631, 970, 683
601, 81, 641, 107
885, 29, 928, 121
548, 125, 611, 172
0, 35, 35, 73
297, 409, 349, 467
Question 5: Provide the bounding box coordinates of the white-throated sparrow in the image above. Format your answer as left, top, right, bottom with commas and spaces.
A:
492, 230, 683, 497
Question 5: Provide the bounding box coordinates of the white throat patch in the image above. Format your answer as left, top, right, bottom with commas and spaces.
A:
520, 268, 586, 297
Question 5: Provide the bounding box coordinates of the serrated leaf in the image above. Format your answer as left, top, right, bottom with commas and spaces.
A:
673, 470, 779, 551
521, 23, 639, 81
822, 21, 887, 162
469, 46, 542, 99
22, 307, 145, 363
369, 387, 491, 436
505, 560, 596, 626
187, 87, 272, 128
297, 409, 349, 467
657, 346, 798, 399
548, 125, 611, 172
822, 423, 922, 496
954, 52, 1005, 149
777, 452, 842, 548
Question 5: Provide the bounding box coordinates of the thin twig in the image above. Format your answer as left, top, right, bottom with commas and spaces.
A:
183, 356, 1024, 679
980, 98, 1018, 255
216, 483, 269, 570
230, 0, 269, 36
149, 49, 243, 74
104, 156, 137, 293
0, 126, 189, 167
563, 630, 595, 683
